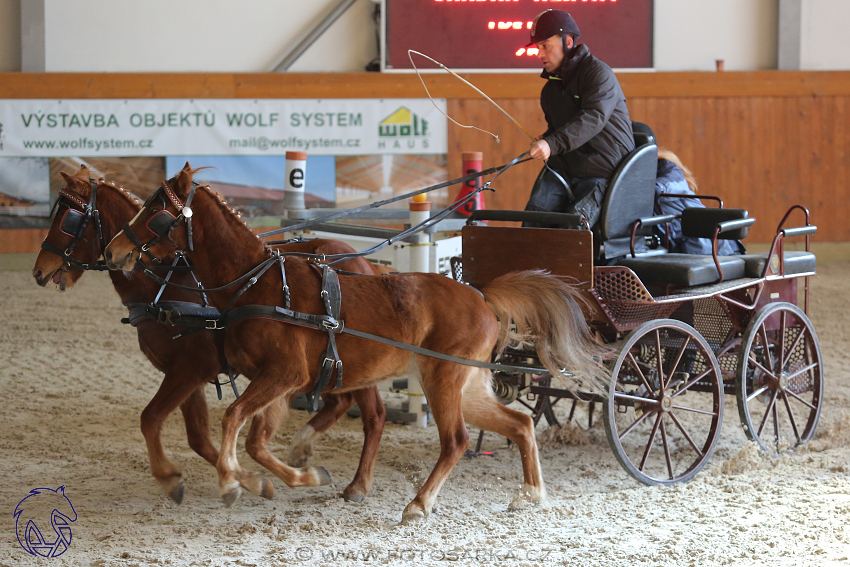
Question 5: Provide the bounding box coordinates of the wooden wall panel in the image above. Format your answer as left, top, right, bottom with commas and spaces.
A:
0, 229, 49, 254
448, 93, 850, 242
1, 72, 848, 243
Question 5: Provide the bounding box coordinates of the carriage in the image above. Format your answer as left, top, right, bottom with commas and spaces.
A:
453, 124, 823, 485
81, 116, 823, 518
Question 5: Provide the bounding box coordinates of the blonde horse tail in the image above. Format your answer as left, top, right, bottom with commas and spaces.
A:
481, 270, 610, 395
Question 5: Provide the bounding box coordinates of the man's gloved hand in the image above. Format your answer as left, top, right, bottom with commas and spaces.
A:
530, 138, 551, 161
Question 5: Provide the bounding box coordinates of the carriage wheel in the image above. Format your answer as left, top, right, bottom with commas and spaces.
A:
736, 302, 823, 451
604, 320, 724, 485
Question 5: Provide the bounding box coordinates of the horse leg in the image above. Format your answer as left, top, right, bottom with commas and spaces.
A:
179, 387, 219, 467
287, 391, 356, 467
461, 369, 546, 510
343, 387, 386, 503
401, 362, 471, 524
219, 376, 332, 507
140, 366, 213, 504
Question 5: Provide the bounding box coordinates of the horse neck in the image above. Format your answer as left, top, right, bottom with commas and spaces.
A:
187, 187, 271, 308
95, 185, 162, 303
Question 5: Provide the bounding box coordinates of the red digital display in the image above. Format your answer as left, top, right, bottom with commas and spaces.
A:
386, 0, 653, 70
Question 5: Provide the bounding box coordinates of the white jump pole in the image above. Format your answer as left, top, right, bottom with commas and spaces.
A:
284, 151, 307, 216
407, 196, 431, 427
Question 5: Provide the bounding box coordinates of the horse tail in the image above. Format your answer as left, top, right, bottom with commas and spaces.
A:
481, 270, 610, 395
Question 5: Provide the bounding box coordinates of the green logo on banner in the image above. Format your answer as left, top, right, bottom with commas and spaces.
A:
378, 107, 429, 138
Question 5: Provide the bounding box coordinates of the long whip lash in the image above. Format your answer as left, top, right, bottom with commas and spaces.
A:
408, 50, 537, 143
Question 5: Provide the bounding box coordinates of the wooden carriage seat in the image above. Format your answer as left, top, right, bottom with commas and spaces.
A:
616, 208, 751, 287
739, 251, 816, 278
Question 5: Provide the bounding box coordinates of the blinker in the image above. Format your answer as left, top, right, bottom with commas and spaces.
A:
59, 208, 86, 238
146, 209, 179, 237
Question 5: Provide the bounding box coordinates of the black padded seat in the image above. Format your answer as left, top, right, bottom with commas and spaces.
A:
740, 251, 816, 278
617, 254, 747, 287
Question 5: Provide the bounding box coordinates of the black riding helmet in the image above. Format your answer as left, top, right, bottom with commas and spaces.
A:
527, 9, 580, 56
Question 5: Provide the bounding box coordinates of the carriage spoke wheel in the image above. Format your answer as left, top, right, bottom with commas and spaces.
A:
604, 320, 724, 485
736, 302, 823, 452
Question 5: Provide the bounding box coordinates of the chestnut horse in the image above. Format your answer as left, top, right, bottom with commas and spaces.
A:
32, 166, 386, 504
104, 165, 607, 523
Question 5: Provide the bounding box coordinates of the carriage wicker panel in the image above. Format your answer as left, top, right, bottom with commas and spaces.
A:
670, 298, 737, 378
670, 298, 735, 350
783, 325, 814, 393
592, 267, 682, 331
450, 256, 463, 283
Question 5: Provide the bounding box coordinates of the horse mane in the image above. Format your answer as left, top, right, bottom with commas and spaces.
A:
196, 183, 269, 254
97, 178, 142, 209
658, 148, 698, 193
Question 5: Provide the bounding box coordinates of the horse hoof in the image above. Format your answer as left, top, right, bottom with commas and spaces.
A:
508, 493, 545, 511
400, 510, 426, 525
508, 496, 531, 511
241, 474, 275, 500
258, 476, 275, 500
167, 480, 185, 505
221, 486, 242, 508
308, 466, 332, 486
342, 485, 366, 503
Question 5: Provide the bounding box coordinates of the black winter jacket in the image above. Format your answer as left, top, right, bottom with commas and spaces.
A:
540, 44, 635, 180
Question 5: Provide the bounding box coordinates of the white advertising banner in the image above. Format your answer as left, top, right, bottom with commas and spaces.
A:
0, 99, 447, 157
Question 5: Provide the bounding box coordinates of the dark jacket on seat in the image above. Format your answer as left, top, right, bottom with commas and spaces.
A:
541, 43, 635, 180
654, 158, 745, 256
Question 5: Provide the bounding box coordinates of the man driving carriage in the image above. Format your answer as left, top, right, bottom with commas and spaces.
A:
525, 9, 635, 227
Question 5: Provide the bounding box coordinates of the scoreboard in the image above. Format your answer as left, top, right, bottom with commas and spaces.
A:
384, 0, 654, 71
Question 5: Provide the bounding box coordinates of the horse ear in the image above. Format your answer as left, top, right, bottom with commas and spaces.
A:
183, 162, 192, 172
74, 164, 90, 178
175, 167, 194, 197
60, 171, 89, 193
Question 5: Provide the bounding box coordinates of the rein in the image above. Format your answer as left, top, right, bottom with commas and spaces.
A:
257, 153, 531, 240
267, 151, 530, 267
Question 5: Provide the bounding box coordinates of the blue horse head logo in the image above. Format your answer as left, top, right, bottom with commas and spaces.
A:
14, 486, 77, 558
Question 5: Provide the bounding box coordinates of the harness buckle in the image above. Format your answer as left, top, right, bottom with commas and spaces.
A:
321, 317, 341, 331
206, 319, 222, 330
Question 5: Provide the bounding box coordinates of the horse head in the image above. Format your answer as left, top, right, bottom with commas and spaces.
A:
104, 162, 198, 272
33, 165, 102, 290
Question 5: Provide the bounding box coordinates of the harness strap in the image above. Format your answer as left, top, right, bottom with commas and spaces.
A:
339, 327, 547, 375
122, 302, 222, 330
90, 179, 106, 251
123, 222, 159, 262
222, 304, 549, 378
303, 265, 344, 413
40, 240, 110, 270
222, 253, 282, 313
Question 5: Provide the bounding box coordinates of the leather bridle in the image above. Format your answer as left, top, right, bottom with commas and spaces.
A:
41, 178, 108, 271
121, 179, 198, 263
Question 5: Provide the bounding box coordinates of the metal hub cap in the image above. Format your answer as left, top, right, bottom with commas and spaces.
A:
778, 373, 788, 392
660, 396, 673, 413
